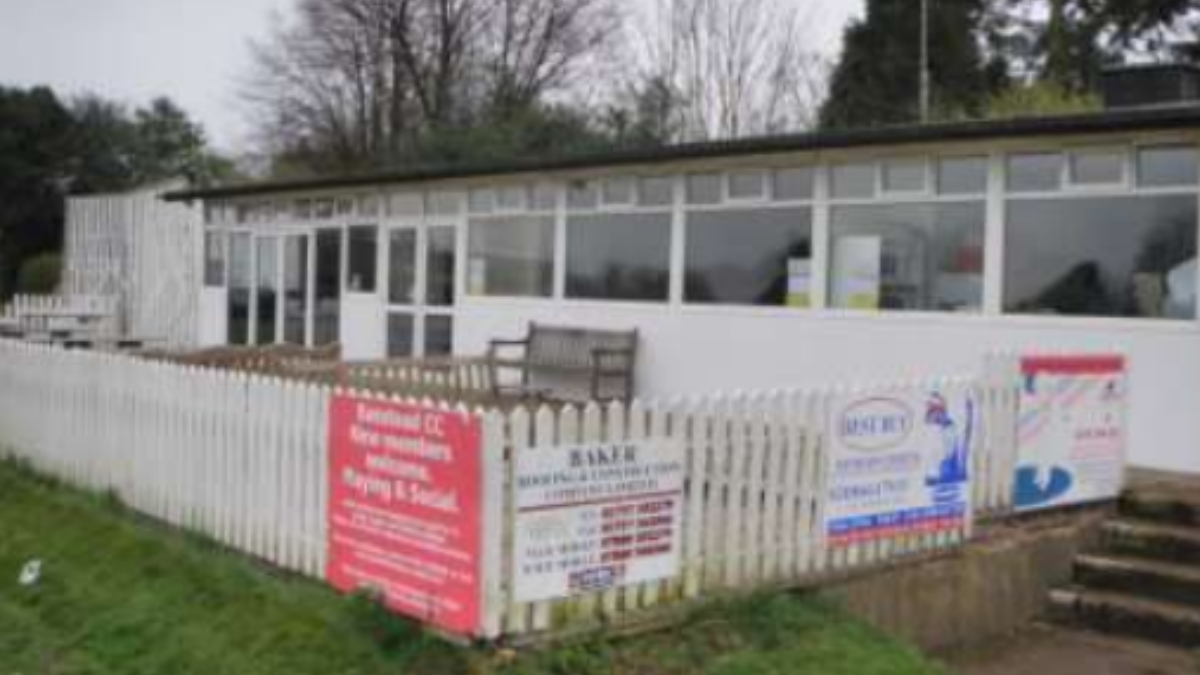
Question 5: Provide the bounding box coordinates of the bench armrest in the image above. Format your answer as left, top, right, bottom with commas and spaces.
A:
487, 338, 530, 359
590, 347, 636, 368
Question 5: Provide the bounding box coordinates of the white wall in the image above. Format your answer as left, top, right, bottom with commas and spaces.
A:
456, 299, 1200, 475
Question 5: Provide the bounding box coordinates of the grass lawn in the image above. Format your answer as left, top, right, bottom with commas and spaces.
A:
0, 459, 946, 675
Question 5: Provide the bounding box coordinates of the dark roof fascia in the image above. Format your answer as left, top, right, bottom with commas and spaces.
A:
166, 106, 1200, 203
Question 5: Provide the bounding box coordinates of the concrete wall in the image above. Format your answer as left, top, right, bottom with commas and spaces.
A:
826, 509, 1110, 653
456, 299, 1200, 475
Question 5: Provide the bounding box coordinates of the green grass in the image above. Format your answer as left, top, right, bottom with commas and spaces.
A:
0, 459, 946, 675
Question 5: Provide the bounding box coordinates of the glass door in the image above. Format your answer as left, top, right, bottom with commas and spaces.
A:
314, 227, 342, 346
253, 236, 280, 345
386, 226, 418, 358
423, 225, 457, 356
227, 232, 252, 345
282, 234, 309, 345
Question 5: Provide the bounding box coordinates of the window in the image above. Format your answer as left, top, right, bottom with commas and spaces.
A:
387, 313, 415, 358
686, 208, 813, 306
568, 181, 599, 210
687, 174, 723, 205
1005, 195, 1197, 320
1069, 148, 1125, 186
282, 236, 308, 345
829, 203, 986, 312
228, 233, 253, 345
425, 315, 454, 356
426, 227, 456, 307
204, 231, 226, 287
773, 167, 815, 201
567, 213, 672, 302
1137, 145, 1199, 188
468, 216, 555, 297
389, 192, 424, 218
602, 177, 635, 206
638, 177, 674, 207
1007, 152, 1063, 192
388, 229, 417, 304
426, 191, 462, 216
531, 184, 557, 211
468, 189, 495, 214
346, 225, 378, 293
830, 162, 876, 199
496, 185, 529, 211
882, 159, 927, 194
937, 157, 988, 195
728, 171, 767, 200
255, 238, 279, 345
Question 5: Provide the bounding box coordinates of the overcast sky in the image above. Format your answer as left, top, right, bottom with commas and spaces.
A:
0, 0, 865, 152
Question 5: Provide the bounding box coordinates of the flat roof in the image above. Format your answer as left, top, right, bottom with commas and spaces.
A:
166, 105, 1200, 203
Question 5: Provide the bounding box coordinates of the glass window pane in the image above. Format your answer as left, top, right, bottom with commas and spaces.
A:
773, 167, 815, 201
830, 162, 877, 199
255, 238, 279, 345
638, 177, 674, 207
426, 227, 456, 307
728, 171, 767, 200
1069, 149, 1124, 186
387, 313, 415, 358
567, 213, 671, 302
687, 174, 723, 205
937, 157, 988, 195
882, 159, 927, 193
496, 185, 528, 211
314, 229, 341, 346
467, 216, 555, 297
532, 184, 557, 211
568, 181, 599, 210
602, 177, 635, 205
1005, 195, 1197, 319
426, 191, 462, 216
424, 315, 454, 356
228, 232, 253, 345
358, 194, 380, 217
829, 203, 986, 312
282, 236, 308, 345
389, 192, 424, 217
468, 189, 495, 214
388, 229, 417, 305
1007, 152, 1063, 192
686, 208, 813, 306
1138, 145, 1199, 188
346, 225, 378, 293
204, 231, 226, 287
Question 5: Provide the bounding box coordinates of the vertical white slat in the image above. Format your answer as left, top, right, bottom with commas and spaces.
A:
577, 402, 604, 619
622, 399, 648, 612
723, 394, 748, 589
530, 405, 557, 632
599, 400, 625, 617
703, 397, 730, 591
479, 409, 508, 640
759, 393, 786, 584
682, 399, 709, 599
504, 406, 533, 637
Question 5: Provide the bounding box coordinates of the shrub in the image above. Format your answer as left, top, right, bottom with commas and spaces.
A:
16, 252, 62, 294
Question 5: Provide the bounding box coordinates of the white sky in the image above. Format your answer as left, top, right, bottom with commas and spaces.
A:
0, 0, 865, 152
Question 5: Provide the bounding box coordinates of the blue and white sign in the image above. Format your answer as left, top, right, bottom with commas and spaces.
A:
826, 389, 976, 547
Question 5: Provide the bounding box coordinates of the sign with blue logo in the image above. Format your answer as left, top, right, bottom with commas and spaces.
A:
826, 389, 975, 547
1014, 356, 1126, 513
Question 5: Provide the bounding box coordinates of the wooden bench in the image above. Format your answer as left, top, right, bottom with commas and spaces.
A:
488, 323, 638, 402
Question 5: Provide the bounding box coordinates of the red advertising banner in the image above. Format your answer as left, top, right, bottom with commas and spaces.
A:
326, 395, 482, 637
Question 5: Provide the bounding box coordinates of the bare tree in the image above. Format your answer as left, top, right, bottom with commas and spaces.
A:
620, 0, 830, 142
243, 0, 616, 173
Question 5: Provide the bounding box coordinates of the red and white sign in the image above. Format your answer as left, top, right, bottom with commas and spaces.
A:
326, 395, 482, 637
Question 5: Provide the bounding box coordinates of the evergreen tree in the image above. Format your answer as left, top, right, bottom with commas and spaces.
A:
820, 0, 1007, 129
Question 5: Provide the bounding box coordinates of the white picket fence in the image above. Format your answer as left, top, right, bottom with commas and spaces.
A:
0, 339, 1022, 640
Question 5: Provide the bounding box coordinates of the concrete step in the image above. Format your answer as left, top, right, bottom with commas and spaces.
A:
1074, 554, 1200, 609
1104, 519, 1200, 565
1120, 491, 1200, 528
1049, 587, 1200, 648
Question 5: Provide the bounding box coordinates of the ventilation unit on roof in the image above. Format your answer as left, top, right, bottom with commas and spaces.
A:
1101, 63, 1200, 110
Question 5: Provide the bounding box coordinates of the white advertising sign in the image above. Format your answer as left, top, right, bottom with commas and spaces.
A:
1014, 356, 1127, 513
826, 388, 975, 546
513, 440, 685, 603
